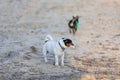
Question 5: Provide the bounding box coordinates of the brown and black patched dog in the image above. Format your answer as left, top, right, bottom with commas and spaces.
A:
68, 16, 79, 35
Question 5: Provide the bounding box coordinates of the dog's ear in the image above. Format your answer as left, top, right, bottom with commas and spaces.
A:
76, 16, 79, 19
62, 38, 65, 39
62, 38, 67, 40
73, 16, 76, 19
63, 39, 67, 43
63, 39, 72, 43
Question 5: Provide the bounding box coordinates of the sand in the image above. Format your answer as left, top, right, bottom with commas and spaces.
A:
0, 0, 120, 80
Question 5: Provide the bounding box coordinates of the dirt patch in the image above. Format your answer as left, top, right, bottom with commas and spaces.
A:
0, 0, 120, 80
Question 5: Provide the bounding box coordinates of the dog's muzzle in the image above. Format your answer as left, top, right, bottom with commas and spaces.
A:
71, 43, 75, 48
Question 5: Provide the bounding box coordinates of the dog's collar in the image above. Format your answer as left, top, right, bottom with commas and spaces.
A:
58, 42, 65, 51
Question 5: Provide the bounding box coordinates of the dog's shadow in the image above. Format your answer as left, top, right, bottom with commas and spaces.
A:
40, 54, 70, 66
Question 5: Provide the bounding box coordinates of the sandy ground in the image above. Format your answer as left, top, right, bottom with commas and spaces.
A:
0, 0, 120, 80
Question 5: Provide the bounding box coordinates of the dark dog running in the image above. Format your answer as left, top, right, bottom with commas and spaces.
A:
68, 16, 79, 35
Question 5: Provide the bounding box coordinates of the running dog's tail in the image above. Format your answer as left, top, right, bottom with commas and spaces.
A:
44, 35, 53, 43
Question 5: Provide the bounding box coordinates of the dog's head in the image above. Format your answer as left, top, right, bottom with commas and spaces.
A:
59, 38, 75, 49
73, 15, 79, 19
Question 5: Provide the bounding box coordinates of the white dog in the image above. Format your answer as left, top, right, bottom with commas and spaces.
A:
43, 35, 74, 66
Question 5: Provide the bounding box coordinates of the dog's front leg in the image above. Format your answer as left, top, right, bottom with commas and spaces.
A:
55, 55, 59, 66
61, 53, 64, 66
44, 55, 48, 62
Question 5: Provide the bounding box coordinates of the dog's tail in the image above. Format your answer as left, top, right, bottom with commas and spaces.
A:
44, 35, 53, 43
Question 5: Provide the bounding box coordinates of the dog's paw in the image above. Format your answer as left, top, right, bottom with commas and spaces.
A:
45, 59, 48, 63
61, 63, 64, 66
55, 63, 59, 66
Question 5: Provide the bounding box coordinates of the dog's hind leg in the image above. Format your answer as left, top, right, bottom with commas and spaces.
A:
43, 46, 48, 62
69, 28, 72, 33
73, 28, 76, 35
